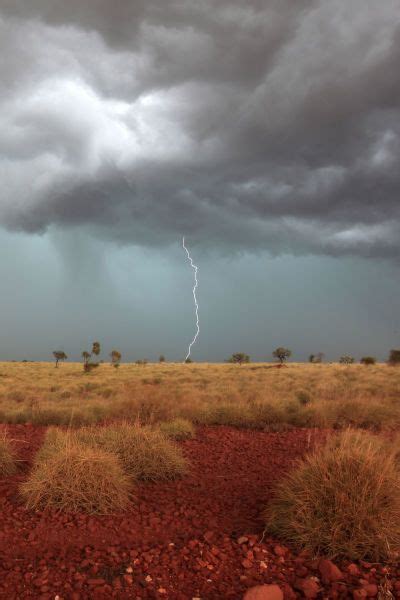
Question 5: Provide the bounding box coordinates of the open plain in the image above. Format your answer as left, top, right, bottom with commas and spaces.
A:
1, 362, 400, 598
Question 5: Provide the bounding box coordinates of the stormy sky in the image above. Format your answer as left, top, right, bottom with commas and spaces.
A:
0, 0, 399, 362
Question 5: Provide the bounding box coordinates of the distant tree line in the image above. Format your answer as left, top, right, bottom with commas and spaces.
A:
50, 345, 400, 369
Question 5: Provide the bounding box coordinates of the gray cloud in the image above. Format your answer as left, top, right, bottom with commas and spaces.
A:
1, 0, 400, 258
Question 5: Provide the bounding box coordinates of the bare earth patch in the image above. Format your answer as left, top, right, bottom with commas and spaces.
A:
0, 424, 399, 599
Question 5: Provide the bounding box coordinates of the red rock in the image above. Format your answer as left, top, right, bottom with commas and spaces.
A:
281, 583, 296, 600
362, 584, 378, 597
274, 545, 288, 557
353, 589, 368, 599
347, 564, 361, 577
296, 578, 320, 599
319, 559, 343, 583
243, 584, 284, 600
238, 536, 249, 545
242, 559, 253, 569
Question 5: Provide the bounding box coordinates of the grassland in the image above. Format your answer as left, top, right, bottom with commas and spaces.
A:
0, 361, 399, 430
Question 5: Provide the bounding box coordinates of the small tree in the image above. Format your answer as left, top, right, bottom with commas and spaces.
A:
159, 355, 166, 363
339, 355, 355, 364
53, 351, 67, 368
136, 359, 148, 366
360, 356, 376, 366
272, 347, 291, 364
82, 351, 91, 366
92, 341, 101, 358
227, 353, 250, 365
388, 349, 400, 366
110, 350, 122, 368
184, 357, 193, 364
308, 354, 315, 363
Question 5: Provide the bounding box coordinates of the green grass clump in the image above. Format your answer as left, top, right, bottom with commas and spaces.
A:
159, 418, 195, 440
0, 430, 17, 476
21, 435, 132, 513
264, 429, 400, 560
76, 422, 188, 481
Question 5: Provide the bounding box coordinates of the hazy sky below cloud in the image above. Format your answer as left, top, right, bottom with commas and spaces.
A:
0, 1, 399, 361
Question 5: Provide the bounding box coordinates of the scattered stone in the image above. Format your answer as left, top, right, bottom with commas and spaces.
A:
362, 584, 378, 597
242, 559, 253, 569
296, 578, 320, 599
273, 545, 287, 557
319, 559, 343, 583
347, 564, 361, 577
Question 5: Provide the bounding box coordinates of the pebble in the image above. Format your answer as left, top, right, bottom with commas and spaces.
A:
319, 559, 343, 583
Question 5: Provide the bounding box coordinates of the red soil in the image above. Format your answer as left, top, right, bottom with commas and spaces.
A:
0, 425, 399, 599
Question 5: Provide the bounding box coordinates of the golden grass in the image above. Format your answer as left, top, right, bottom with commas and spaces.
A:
21, 435, 132, 513
0, 361, 399, 430
40, 422, 188, 481
75, 422, 188, 481
159, 418, 195, 440
264, 429, 400, 560
0, 429, 17, 476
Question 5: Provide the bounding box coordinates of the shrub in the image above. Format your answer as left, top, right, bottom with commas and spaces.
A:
0, 430, 17, 476
360, 356, 376, 366
21, 438, 132, 513
339, 355, 355, 364
264, 429, 400, 560
76, 422, 188, 481
388, 349, 400, 366
199, 403, 256, 428
227, 353, 250, 365
324, 399, 399, 430
159, 418, 195, 440
272, 347, 291, 364
136, 359, 148, 366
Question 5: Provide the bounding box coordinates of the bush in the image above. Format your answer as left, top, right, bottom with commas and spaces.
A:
21, 438, 132, 513
76, 422, 188, 481
159, 418, 195, 440
264, 429, 400, 560
339, 355, 355, 364
0, 430, 17, 476
324, 399, 399, 430
272, 347, 291, 364
360, 356, 376, 366
227, 353, 250, 365
388, 349, 400, 366
199, 403, 256, 428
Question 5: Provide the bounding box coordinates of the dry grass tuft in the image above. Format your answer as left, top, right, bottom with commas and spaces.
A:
21, 435, 132, 513
264, 429, 400, 560
76, 422, 188, 481
0, 430, 17, 476
159, 418, 195, 440
2, 361, 400, 432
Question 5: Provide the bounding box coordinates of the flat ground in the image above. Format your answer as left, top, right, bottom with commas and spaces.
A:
2, 423, 399, 599
0, 361, 399, 429
1, 363, 400, 599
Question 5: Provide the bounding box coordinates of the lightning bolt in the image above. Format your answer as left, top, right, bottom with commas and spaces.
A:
182, 236, 199, 362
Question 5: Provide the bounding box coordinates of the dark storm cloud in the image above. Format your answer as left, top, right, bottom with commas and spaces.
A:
1, 0, 400, 257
